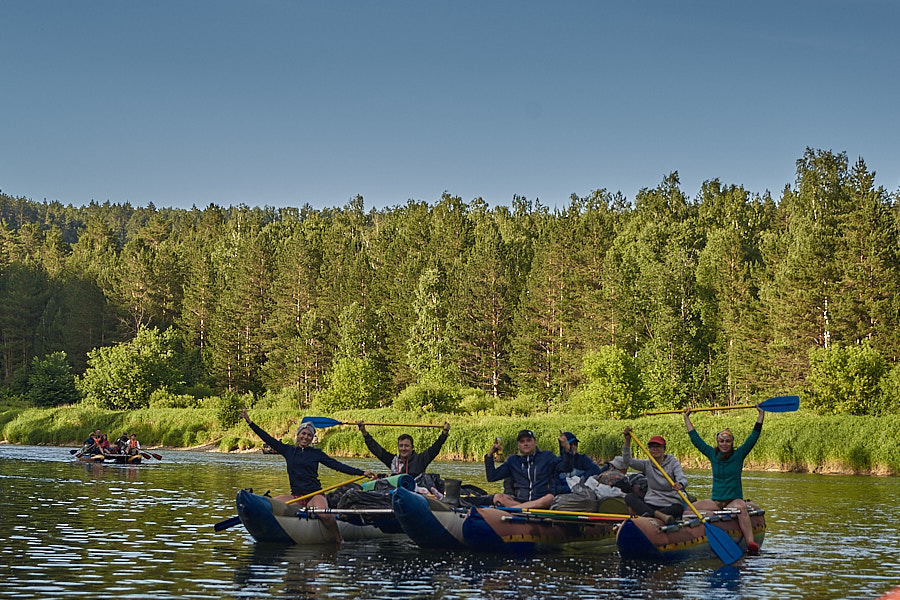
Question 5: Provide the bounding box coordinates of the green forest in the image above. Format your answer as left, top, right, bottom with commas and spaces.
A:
2, 148, 900, 420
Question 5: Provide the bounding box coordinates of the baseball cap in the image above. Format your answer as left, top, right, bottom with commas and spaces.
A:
562, 431, 579, 444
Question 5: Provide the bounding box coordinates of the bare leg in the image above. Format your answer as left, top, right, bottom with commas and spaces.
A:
492, 493, 516, 507
691, 499, 719, 514
497, 493, 555, 509
515, 494, 555, 509
308, 494, 341, 543
727, 499, 755, 549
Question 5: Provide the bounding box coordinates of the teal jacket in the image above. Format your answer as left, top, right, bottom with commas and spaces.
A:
688, 425, 761, 501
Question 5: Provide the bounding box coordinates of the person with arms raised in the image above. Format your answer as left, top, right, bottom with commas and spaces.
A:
683, 404, 765, 555
243, 409, 374, 543
356, 420, 450, 477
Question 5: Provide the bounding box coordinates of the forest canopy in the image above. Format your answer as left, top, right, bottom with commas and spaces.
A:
2, 148, 899, 417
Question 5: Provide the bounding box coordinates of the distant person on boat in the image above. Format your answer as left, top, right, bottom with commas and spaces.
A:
98, 434, 113, 455
126, 434, 141, 456
554, 431, 602, 493
596, 455, 632, 494
243, 409, 375, 543
485, 429, 572, 509
683, 404, 765, 555
114, 433, 129, 454
81, 429, 103, 454
356, 420, 450, 477
621, 427, 688, 525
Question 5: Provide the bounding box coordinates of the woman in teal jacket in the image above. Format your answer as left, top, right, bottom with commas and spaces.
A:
684, 404, 765, 555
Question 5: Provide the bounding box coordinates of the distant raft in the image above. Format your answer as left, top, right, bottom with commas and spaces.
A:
75, 452, 142, 464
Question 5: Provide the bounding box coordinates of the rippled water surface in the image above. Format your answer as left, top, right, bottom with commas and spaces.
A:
1, 445, 898, 599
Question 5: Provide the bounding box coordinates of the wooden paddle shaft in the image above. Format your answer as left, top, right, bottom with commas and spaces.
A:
627, 432, 704, 522
285, 475, 367, 504
644, 404, 756, 415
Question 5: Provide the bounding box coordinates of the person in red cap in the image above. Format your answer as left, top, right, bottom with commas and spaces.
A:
621, 426, 688, 524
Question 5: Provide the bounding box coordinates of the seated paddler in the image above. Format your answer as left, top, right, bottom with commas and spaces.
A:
485, 429, 572, 509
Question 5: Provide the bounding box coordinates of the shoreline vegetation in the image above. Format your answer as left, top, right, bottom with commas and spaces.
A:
2, 406, 897, 477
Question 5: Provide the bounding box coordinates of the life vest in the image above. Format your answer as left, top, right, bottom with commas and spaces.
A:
128, 439, 139, 449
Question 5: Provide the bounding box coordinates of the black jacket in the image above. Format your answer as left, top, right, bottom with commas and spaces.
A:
364, 431, 448, 477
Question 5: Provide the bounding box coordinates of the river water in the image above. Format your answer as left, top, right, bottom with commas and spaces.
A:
1, 445, 898, 600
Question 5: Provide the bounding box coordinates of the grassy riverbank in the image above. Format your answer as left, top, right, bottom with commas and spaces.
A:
2, 405, 897, 476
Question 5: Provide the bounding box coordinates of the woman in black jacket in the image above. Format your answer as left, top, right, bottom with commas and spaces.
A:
242, 409, 374, 543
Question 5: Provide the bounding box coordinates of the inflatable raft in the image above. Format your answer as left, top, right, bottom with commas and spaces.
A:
616, 506, 766, 561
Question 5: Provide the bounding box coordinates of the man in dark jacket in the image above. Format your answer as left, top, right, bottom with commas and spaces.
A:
356, 420, 450, 477
554, 431, 602, 494
485, 429, 571, 509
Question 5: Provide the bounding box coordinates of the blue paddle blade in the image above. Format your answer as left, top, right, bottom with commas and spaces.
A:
214, 516, 242, 532
759, 395, 800, 413
705, 521, 744, 565
301, 416, 344, 428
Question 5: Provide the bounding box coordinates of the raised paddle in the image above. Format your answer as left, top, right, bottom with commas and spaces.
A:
628, 431, 744, 565
214, 474, 369, 532
301, 416, 445, 429
643, 395, 799, 416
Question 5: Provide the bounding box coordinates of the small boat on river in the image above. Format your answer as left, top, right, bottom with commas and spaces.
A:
616, 505, 766, 561
235, 488, 404, 545
392, 486, 629, 554
74, 452, 142, 464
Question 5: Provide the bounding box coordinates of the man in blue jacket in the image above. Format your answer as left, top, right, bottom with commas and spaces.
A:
485, 429, 570, 509
554, 431, 603, 494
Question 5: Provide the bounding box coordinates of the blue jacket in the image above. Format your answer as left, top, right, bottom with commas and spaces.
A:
554, 451, 603, 494
485, 449, 567, 502
249, 421, 364, 496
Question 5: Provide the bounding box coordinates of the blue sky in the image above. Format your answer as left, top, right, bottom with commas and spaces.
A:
2, 1, 898, 212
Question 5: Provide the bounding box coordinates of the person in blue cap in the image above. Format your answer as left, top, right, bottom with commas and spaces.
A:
555, 431, 602, 493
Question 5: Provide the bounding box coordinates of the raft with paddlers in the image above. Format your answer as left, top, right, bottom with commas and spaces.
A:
71, 448, 162, 463
616, 504, 766, 561
392, 485, 630, 554
220, 474, 416, 544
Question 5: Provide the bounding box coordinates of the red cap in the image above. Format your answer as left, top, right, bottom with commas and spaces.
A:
648, 435, 666, 446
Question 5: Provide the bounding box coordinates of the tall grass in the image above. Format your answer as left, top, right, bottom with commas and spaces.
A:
1, 405, 897, 475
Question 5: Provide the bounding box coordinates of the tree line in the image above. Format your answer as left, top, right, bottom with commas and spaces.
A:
2, 148, 899, 417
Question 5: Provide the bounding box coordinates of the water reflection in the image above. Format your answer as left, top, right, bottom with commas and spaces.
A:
2, 446, 900, 599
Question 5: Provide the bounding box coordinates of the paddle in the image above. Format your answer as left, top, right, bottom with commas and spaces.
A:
140, 451, 163, 460
627, 431, 743, 565
643, 395, 799, 416
493, 506, 629, 520
284, 475, 368, 505
214, 474, 369, 532
301, 416, 445, 429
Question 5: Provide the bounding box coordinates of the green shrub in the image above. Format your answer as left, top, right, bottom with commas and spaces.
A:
493, 393, 544, 417
459, 388, 496, 415
217, 391, 245, 429
149, 389, 201, 408
27, 352, 79, 407
807, 344, 887, 415
393, 381, 461, 413
258, 386, 302, 410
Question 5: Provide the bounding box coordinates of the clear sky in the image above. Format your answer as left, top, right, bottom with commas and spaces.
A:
3, 1, 898, 212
